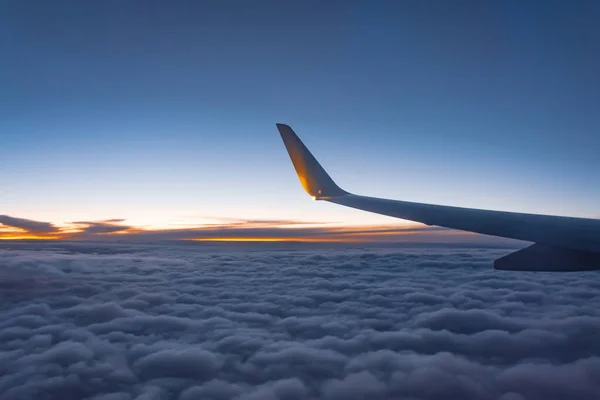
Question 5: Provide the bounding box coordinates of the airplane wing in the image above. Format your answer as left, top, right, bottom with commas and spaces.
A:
276, 123, 600, 271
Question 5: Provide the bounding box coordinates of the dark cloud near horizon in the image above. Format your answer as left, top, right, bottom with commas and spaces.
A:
0, 241, 599, 399
71, 220, 132, 235
0, 215, 59, 234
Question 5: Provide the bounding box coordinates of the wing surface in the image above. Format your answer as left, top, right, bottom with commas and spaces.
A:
276, 123, 600, 270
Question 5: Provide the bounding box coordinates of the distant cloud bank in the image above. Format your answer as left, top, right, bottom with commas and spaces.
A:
0, 214, 519, 245
0, 242, 599, 399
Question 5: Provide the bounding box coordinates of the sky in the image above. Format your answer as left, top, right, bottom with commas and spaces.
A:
1, 0, 599, 240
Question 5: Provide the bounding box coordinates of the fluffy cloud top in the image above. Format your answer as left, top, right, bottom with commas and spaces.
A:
1, 241, 599, 399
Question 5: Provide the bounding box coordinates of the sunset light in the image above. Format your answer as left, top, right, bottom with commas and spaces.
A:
2, 2, 598, 397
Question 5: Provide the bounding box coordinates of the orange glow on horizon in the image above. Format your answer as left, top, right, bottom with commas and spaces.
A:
0, 217, 469, 243
0, 234, 366, 242
187, 237, 362, 243
0, 234, 66, 240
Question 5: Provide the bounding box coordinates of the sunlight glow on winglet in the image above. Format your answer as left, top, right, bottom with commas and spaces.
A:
276, 123, 347, 199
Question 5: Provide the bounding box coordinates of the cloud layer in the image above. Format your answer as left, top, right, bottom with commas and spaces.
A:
1, 241, 599, 399
0, 214, 518, 244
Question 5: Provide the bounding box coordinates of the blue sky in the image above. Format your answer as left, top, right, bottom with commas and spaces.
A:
1, 1, 599, 237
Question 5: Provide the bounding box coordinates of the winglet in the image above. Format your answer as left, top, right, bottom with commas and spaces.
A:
276, 123, 348, 199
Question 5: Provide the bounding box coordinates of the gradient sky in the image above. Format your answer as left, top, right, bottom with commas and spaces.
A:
1, 1, 599, 238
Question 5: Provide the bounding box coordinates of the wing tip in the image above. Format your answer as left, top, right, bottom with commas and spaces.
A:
275, 123, 347, 199
276, 123, 294, 140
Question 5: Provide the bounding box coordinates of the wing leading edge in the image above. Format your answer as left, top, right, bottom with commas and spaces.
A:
276, 123, 600, 271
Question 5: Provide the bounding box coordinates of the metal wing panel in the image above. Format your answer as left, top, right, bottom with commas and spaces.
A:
330, 194, 600, 253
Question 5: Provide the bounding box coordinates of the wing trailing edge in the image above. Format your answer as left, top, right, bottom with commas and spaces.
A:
276, 123, 600, 271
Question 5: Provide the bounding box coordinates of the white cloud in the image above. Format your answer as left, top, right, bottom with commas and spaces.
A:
0, 241, 599, 399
